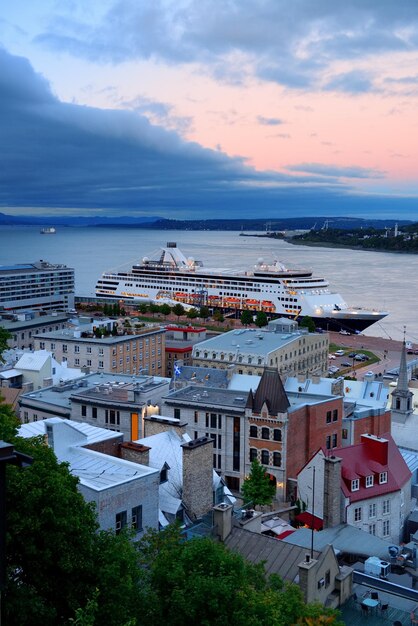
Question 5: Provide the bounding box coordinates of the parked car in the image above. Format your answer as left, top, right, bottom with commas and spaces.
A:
334, 350, 345, 356
348, 352, 357, 358
328, 366, 340, 374
339, 330, 350, 335
341, 361, 352, 367
354, 354, 368, 361
328, 354, 336, 360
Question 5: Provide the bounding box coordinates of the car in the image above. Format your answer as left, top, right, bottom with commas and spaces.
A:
339, 330, 350, 335
341, 361, 352, 367
354, 354, 368, 361
334, 350, 345, 356
328, 354, 336, 360
348, 352, 357, 358
328, 366, 340, 374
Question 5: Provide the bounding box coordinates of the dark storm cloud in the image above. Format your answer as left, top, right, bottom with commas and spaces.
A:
34, 1, 418, 92
0, 48, 415, 219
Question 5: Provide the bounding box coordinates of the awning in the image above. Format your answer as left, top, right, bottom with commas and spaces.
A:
295, 512, 323, 531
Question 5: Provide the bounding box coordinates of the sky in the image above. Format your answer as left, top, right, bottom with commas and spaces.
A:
1, 0, 418, 219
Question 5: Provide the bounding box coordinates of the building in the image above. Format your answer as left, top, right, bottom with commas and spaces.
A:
165, 325, 206, 377
214, 504, 353, 608
0, 312, 70, 350
18, 417, 159, 535
33, 324, 165, 377
297, 433, 412, 544
0, 260, 75, 313
18, 371, 171, 440
390, 339, 414, 424
192, 318, 328, 377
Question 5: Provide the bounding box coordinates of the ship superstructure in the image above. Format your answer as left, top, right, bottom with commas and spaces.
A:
95, 242, 387, 332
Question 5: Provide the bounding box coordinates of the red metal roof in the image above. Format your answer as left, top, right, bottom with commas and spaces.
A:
334, 433, 411, 503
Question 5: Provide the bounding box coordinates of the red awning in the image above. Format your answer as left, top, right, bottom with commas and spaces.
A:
295, 512, 323, 531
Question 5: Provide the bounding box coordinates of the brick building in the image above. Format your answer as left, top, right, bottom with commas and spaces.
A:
1, 312, 70, 350
34, 324, 165, 376
165, 325, 207, 377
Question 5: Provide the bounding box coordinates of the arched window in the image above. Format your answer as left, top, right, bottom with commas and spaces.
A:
249, 448, 257, 462
250, 425, 258, 438
273, 452, 281, 467
261, 450, 269, 465
261, 427, 270, 440
273, 429, 281, 442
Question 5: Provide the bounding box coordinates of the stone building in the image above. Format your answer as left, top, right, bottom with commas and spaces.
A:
1, 312, 70, 350
192, 318, 328, 377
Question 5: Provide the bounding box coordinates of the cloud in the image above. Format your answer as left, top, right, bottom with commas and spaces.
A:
323, 70, 374, 94
1, 48, 415, 219
33, 1, 418, 93
287, 163, 386, 179
119, 94, 193, 134
257, 115, 283, 126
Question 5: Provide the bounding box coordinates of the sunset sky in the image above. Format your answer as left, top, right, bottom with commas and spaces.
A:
1, 0, 418, 218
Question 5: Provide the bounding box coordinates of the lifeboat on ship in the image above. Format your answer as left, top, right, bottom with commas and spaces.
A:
224, 297, 241, 308
174, 292, 188, 301
261, 300, 275, 311
244, 299, 260, 310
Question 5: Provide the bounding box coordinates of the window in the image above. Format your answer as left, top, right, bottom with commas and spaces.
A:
74, 345, 80, 353
332, 409, 338, 422
250, 448, 257, 462
273, 452, 281, 467
40, 341, 45, 349
50, 342, 55, 350
210, 413, 217, 428
87, 359, 92, 367
331, 433, 337, 448
218, 435, 222, 450
174, 408, 181, 420
81, 405, 87, 417
33, 413, 38, 422
365, 475, 374, 488
99, 361, 104, 368
24, 411, 29, 424
351, 479, 359, 492
115, 510, 127, 534
354, 507, 362, 522
62, 344, 67, 353
383, 519, 390, 537
261, 450, 269, 465
92, 407, 97, 419
342, 428, 348, 440
379, 471, 388, 484
383, 499, 390, 515
261, 427, 270, 440
160, 465, 168, 483
194, 410, 198, 423
325, 570, 331, 588
87, 347, 92, 354
131, 505, 143, 532
369, 503, 376, 518
369, 523, 376, 536
326, 410, 331, 424
218, 415, 222, 429
105, 409, 120, 425
99, 348, 104, 355
205, 413, 209, 428
75, 358, 80, 366
326, 435, 331, 450
273, 429, 281, 442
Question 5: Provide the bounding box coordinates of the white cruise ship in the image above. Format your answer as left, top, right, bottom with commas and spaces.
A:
95, 242, 387, 332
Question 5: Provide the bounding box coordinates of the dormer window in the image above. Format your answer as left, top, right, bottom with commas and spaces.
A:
160, 463, 170, 484
365, 475, 374, 488
379, 471, 388, 484
351, 479, 359, 492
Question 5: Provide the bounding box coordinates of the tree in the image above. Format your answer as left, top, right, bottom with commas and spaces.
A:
149, 303, 161, 317
240, 310, 253, 326
199, 306, 210, 320
300, 316, 316, 333
172, 303, 185, 320
255, 311, 268, 328
187, 307, 199, 320
241, 459, 276, 506
213, 310, 224, 324
0, 325, 11, 361
138, 303, 149, 315
160, 303, 171, 317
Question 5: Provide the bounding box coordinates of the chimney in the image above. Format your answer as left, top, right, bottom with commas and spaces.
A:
144, 416, 187, 438
323, 455, 342, 528
298, 554, 319, 604
213, 503, 233, 541
360, 433, 388, 465
43, 377, 53, 388
119, 442, 150, 466
181, 437, 213, 521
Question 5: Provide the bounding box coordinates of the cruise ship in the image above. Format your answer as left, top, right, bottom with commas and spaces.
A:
95, 242, 388, 332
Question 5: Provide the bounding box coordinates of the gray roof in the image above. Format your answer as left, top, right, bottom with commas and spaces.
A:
19, 417, 120, 444
0, 313, 69, 330
281, 524, 392, 560
164, 385, 249, 412
225, 527, 318, 582
247, 368, 290, 414
193, 327, 308, 357
33, 326, 164, 344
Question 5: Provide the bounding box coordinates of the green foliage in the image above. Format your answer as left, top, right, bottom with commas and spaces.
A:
172, 303, 185, 319
240, 310, 253, 326
149, 303, 161, 317
300, 316, 316, 333
241, 459, 276, 506
159, 303, 172, 317
213, 310, 224, 324
138, 303, 149, 314
0, 325, 11, 361
255, 311, 268, 328
199, 306, 210, 320
0, 396, 20, 441
186, 307, 199, 319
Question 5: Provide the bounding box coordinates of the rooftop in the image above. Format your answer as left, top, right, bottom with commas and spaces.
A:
0, 313, 70, 330
34, 325, 164, 344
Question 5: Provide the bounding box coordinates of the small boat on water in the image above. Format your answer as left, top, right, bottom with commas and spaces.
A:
40, 227, 56, 234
